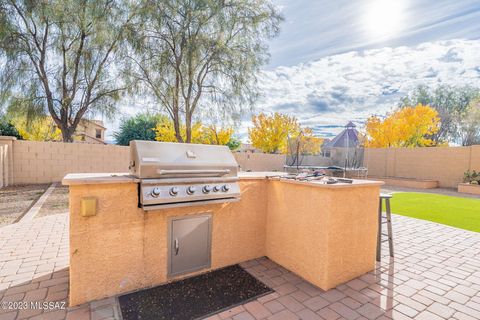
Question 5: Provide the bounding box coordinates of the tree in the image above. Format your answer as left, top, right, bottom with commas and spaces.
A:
114, 113, 162, 146
11, 116, 61, 141
154, 117, 235, 147
0, 0, 136, 142
287, 128, 323, 167
226, 137, 241, 151
203, 125, 234, 146
0, 117, 22, 139
399, 85, 480, 144
128, 0, 282, 143
249, 112, 299, 153
248, 112, 322, 154
459, 100, 480, 146
288, 128, 322, 155
365, 104, 440, 148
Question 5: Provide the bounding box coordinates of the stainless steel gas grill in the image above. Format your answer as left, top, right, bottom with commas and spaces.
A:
130, 140, 241, 210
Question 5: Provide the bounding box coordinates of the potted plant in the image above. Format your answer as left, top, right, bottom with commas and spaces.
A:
458, 170, 480, 195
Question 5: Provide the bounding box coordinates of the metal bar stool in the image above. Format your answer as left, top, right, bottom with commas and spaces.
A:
376, 193, 394, 261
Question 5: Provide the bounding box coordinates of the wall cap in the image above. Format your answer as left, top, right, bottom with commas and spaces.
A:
0, 136, 17, 141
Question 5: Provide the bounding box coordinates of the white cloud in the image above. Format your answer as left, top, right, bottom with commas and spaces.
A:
252, 39, 480, 139
106, 39, 480, 143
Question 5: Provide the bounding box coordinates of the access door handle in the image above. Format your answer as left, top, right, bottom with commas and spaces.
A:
174, 238, 179, 255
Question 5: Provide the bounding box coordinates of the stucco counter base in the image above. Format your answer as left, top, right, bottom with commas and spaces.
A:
64, 173, 383, 306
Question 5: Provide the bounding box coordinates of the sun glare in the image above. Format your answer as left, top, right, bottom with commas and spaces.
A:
364, 0, 406, 38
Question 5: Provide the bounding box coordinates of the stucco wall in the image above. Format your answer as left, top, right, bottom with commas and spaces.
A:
68, 178, 380, 306
266, 181, 378, 290
69, 180, 268, 305
364, 146, 480, 188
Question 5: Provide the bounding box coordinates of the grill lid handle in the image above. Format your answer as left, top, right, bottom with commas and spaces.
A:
156, 169, 231, 177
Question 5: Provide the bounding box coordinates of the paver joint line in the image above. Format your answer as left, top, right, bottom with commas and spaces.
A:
1, 208, 480, 319
18, 183, 57, 223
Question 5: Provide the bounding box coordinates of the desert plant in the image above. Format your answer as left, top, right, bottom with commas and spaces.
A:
463, 170, 480, 184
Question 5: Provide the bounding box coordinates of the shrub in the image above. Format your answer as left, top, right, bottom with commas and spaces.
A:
113, 113, 162, 146
0, 117, 22, 139
463, 170, 480, 184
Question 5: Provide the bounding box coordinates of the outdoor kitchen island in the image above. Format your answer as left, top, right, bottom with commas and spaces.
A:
64, 170, 383, 306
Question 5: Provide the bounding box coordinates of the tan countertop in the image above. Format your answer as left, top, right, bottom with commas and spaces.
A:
63, 171, 383, 188
62, 173, 139, 185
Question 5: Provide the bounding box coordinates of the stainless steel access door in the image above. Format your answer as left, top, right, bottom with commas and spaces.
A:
168, 214, 212, 277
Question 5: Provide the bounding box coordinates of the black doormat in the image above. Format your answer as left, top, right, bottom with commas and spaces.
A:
118, 264, 273, 320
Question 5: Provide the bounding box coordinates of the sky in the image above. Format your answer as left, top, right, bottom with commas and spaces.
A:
107, 0, 480, 142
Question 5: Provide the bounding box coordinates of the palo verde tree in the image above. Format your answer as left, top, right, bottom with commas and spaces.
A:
0, 0, 136, 142
128, 0, 282, 143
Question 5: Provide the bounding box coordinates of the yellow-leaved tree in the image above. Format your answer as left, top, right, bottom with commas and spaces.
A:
154, 118, 234, 147
288, 128, 323, 155
365, 104, 441, 148
12, 116, 62, 141
248, 112, 322, 154
248, 113, 299, 153
203, 125, 234, 145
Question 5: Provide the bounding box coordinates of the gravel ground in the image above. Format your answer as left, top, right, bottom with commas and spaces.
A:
0, 184, 49, 226
36, 185, 69, 218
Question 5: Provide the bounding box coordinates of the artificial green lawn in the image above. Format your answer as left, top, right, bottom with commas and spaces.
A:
390, 192, 480, 233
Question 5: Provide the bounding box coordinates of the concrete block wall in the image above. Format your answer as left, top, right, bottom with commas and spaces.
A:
0, 137, 288, 185
10, 140, 130, 185
2, 135, 477, 188
234, 152, 286, 172
364, 146, 480, 188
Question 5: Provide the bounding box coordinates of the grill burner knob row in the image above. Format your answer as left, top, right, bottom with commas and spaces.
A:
187, 186, 196, 195
202, 185, 212, 193
222, 184, 230, 192
213, 185, 221, 192
169, 187, 179, 196
151, 187, 161, 197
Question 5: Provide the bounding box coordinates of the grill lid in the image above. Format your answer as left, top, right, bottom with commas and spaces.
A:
129, 140, 238, 179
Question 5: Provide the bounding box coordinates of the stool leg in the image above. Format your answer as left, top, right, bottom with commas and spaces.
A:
376, 198, 382, 262
385, 198, 394, 257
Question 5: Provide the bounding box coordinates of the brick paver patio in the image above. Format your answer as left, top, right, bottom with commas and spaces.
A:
1, 213, 479, 320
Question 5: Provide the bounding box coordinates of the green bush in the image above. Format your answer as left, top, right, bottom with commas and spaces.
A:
113, 113, 162, 146
0, 117, 22, 139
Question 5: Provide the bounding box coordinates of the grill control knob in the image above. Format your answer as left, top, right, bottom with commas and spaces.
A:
221, 184, 230, 192
202, 185, 212, 193
151, 187, 161, 197
169, 187, 179, 196
213, 185, 221, 192
187, 186, 196, 195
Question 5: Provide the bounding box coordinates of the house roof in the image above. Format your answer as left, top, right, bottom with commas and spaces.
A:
80, 119, 106, 130
324, 122, 359, 148
345, 121, 356, 128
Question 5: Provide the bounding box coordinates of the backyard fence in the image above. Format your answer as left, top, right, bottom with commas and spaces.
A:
364, 145, 480, 188
2, 138, 130, 185
1, 136, 478, 188
0, 137, 288, 186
